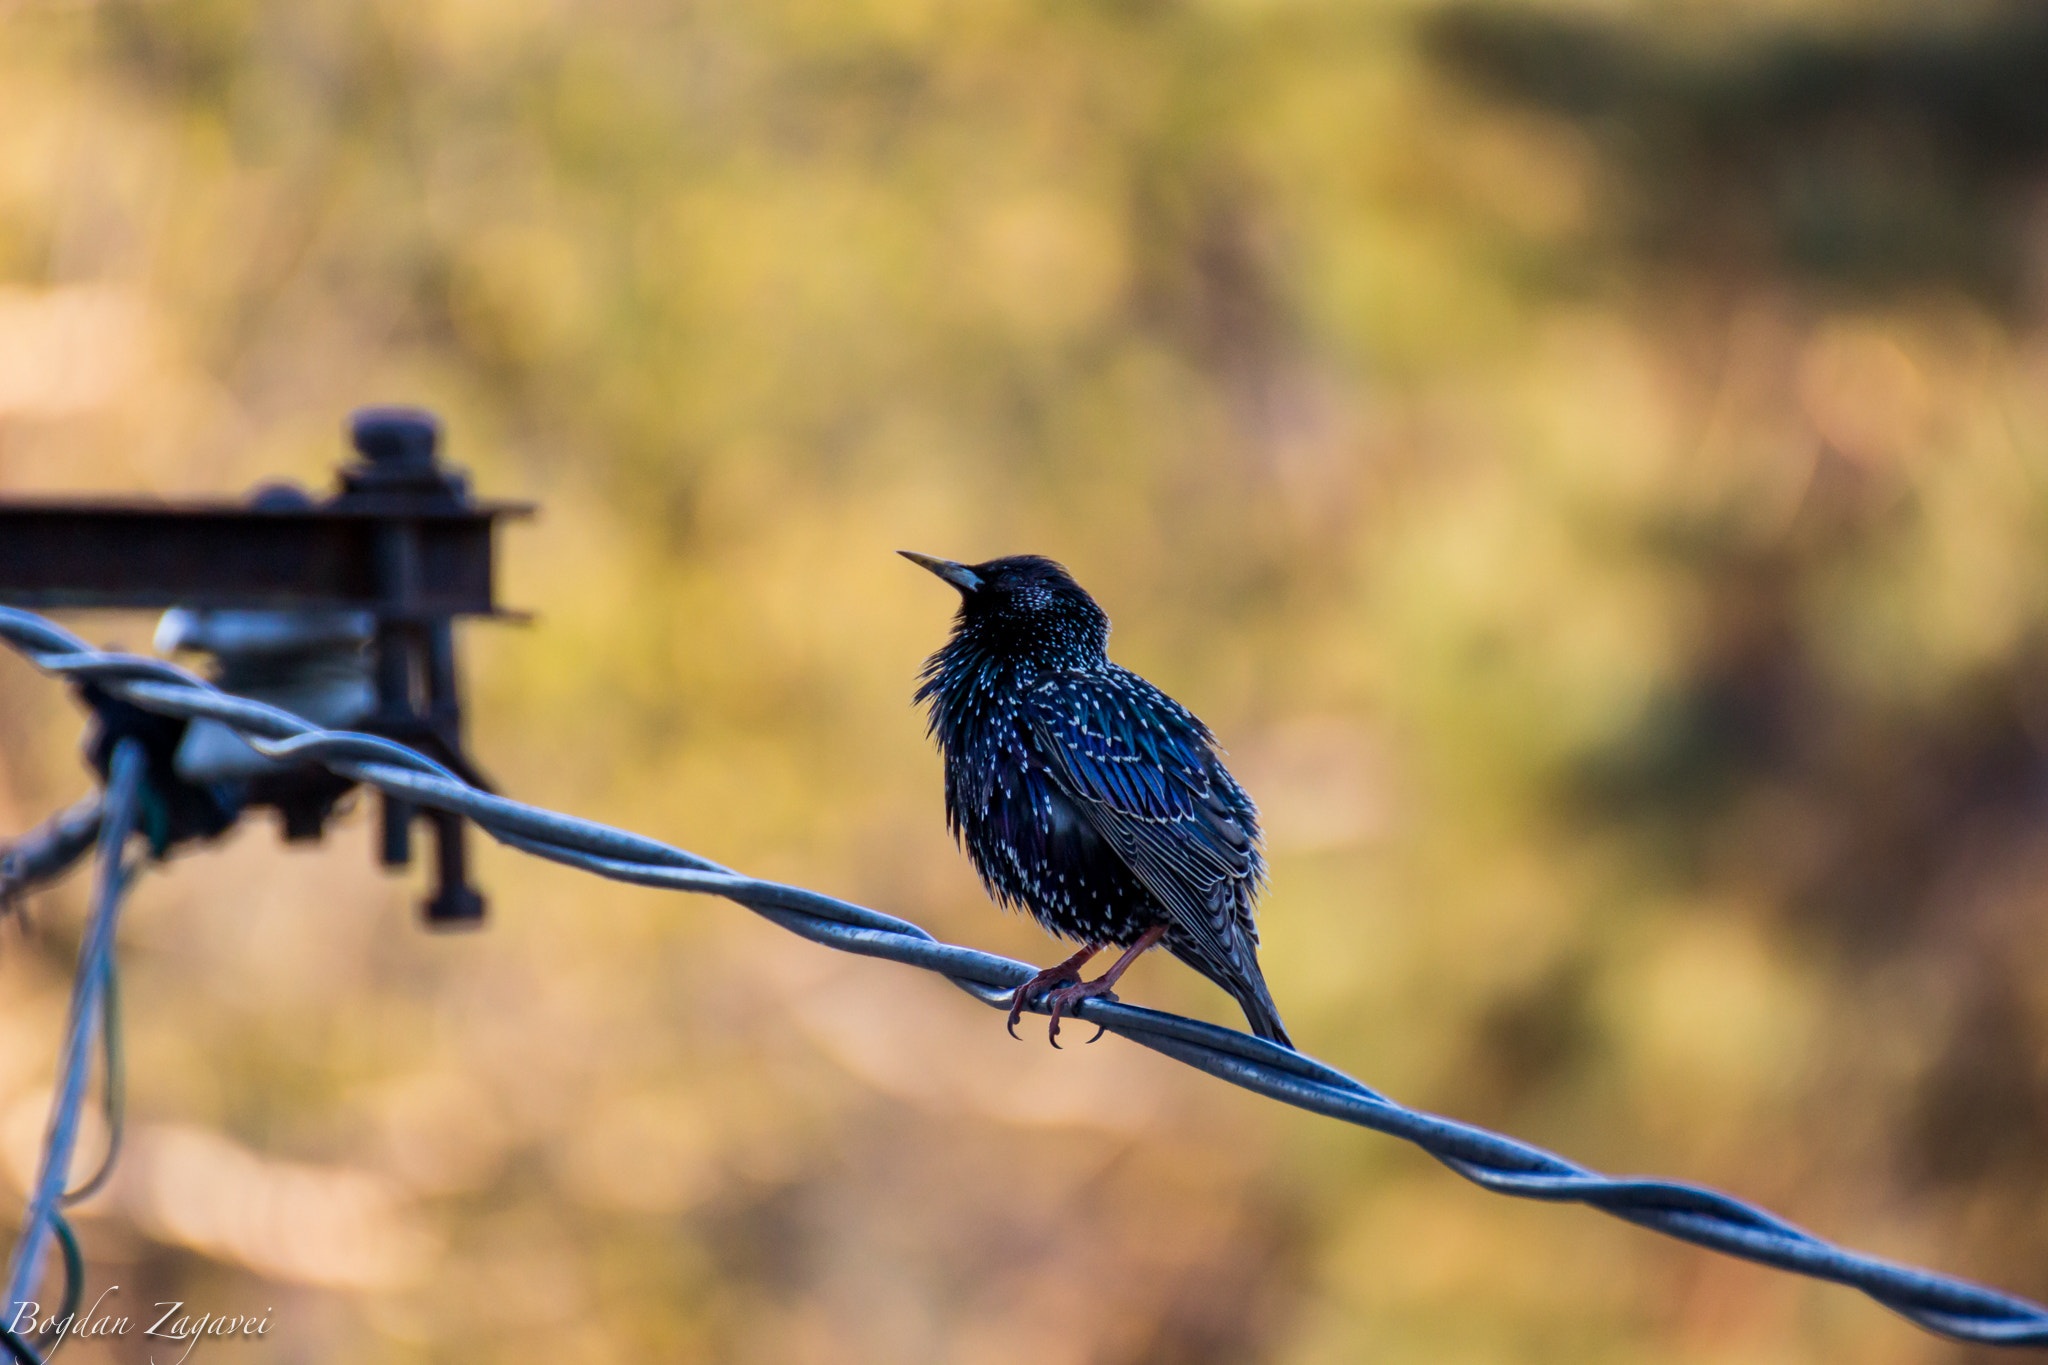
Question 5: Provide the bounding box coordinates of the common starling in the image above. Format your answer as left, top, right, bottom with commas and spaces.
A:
902, 551, 1292, 1048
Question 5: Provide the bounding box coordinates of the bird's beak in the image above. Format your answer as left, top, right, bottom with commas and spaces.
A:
898, 551, 983, 593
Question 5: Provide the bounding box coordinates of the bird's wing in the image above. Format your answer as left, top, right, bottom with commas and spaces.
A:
1025, 666, 1264, 957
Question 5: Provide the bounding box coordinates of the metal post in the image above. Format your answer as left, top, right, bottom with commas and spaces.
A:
421, 618, 482, 924
344, 407, 490, 926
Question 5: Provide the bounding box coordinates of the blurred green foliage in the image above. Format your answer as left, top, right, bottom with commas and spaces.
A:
4, 0, 2048, 1361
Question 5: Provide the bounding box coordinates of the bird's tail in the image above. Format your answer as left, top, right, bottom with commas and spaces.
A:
1229, 960, 1293, 1049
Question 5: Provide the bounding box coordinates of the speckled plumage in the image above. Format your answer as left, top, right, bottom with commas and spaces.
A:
905, 552, 1291, 1046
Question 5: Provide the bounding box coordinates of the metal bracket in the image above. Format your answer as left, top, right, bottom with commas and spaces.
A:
0, 406, 529, 926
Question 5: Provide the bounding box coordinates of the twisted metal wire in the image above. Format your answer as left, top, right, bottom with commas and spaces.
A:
2, 735, 142, 1365
0, 796, 101, 910
2, 604, 2045, 1349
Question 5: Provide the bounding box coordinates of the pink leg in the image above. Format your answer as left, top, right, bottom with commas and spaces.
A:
1042, 923, 1168, 1047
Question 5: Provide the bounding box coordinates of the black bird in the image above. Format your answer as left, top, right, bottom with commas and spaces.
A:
902, 551, 1292, 1048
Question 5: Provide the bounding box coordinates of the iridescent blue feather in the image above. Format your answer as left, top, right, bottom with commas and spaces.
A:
911, 554, 1290, 1044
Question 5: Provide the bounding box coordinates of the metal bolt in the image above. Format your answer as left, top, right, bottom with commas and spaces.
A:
349, 407, 441, 469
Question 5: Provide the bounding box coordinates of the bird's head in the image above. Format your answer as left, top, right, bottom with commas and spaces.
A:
899, 551, 1110, 666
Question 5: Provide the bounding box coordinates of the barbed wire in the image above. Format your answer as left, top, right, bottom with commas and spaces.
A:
1, 603, 2045, 1349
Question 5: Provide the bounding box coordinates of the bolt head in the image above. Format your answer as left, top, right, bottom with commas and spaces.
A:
350, 407, 441, 468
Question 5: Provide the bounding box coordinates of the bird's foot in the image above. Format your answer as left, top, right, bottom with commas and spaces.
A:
1007, 961, 1088, 1041
1008, 926, 1164, 1047
1040, 977, 1118, 1048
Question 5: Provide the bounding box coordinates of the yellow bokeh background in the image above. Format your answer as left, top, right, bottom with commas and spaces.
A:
5, 2, 2048, 1361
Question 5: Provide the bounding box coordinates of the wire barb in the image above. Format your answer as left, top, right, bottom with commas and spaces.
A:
2, 603, 2046, 1348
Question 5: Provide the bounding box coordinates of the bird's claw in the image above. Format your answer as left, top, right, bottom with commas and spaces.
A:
1043, 980, 1117, 1048
1007, 967, 1116, 1046
1007, 963, 1084, 1041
